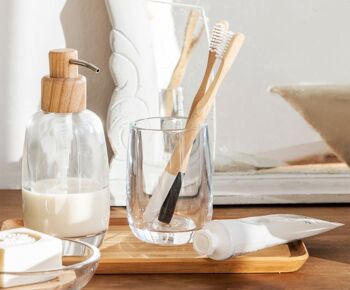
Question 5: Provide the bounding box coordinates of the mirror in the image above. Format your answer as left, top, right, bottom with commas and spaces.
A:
106, 0, 350, 204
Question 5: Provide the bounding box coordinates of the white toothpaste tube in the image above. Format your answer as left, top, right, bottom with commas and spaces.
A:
193, 214, 343, 260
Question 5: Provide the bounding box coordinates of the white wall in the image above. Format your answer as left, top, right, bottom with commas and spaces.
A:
0, 0, 67, 188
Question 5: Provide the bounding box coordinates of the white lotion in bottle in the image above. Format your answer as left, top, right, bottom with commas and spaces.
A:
193, 214, 343, 260
22, 179, 109, 238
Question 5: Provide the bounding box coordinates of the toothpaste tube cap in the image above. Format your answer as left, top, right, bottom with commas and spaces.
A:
193, 229, 218, 256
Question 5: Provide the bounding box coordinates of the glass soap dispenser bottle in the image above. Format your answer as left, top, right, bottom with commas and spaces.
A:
22, 48, 110, 246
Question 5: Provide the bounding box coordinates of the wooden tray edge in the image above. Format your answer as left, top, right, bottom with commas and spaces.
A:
95, 240, 309, 274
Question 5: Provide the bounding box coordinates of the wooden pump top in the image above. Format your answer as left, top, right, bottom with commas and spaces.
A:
41, 48, 100, 113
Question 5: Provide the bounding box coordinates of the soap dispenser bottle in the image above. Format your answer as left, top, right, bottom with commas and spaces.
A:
22, 49, 110, 246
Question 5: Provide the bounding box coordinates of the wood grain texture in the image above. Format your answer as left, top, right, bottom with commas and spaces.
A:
41, 76, 86, 113
1, 191, 349, 290
49, 49, 78, 79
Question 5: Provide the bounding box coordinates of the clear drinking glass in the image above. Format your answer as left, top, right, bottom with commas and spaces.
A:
126, 117, 213, 245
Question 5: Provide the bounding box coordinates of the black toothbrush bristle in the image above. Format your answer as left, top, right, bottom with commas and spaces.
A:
158, 172, 183, 223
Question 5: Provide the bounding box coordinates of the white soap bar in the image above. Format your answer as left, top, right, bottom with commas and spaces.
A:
0, 227, 62, 288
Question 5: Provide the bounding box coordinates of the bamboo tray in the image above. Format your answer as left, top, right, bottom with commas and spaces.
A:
2, 218, 309, 274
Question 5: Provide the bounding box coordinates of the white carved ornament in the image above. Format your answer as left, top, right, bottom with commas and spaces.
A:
105, 0, 159, 205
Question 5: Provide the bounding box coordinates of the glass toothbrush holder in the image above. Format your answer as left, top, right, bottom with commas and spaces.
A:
126, 117, 213, 245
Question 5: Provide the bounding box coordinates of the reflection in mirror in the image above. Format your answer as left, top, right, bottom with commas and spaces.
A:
106, 0, 213, 205
107, 0, 350, 204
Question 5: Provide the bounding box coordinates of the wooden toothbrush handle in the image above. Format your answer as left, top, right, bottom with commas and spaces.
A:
164, 10, 203, 116
166, 33, 245, 175
188, 52, 216, 118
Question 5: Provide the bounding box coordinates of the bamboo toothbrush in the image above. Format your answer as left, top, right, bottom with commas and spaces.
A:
158, 32, 245, 223
188, 20, 229, 118
164, 9, 204, 116
143, 32, 246, 223
142, 24, 230, 223
143, 23, 229, 223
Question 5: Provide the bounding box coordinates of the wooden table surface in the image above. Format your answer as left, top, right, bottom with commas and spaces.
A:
1, 190, 349, 290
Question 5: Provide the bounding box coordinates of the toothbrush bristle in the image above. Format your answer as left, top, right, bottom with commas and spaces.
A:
216, 31, 234, 59
209, 23, 227, 52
